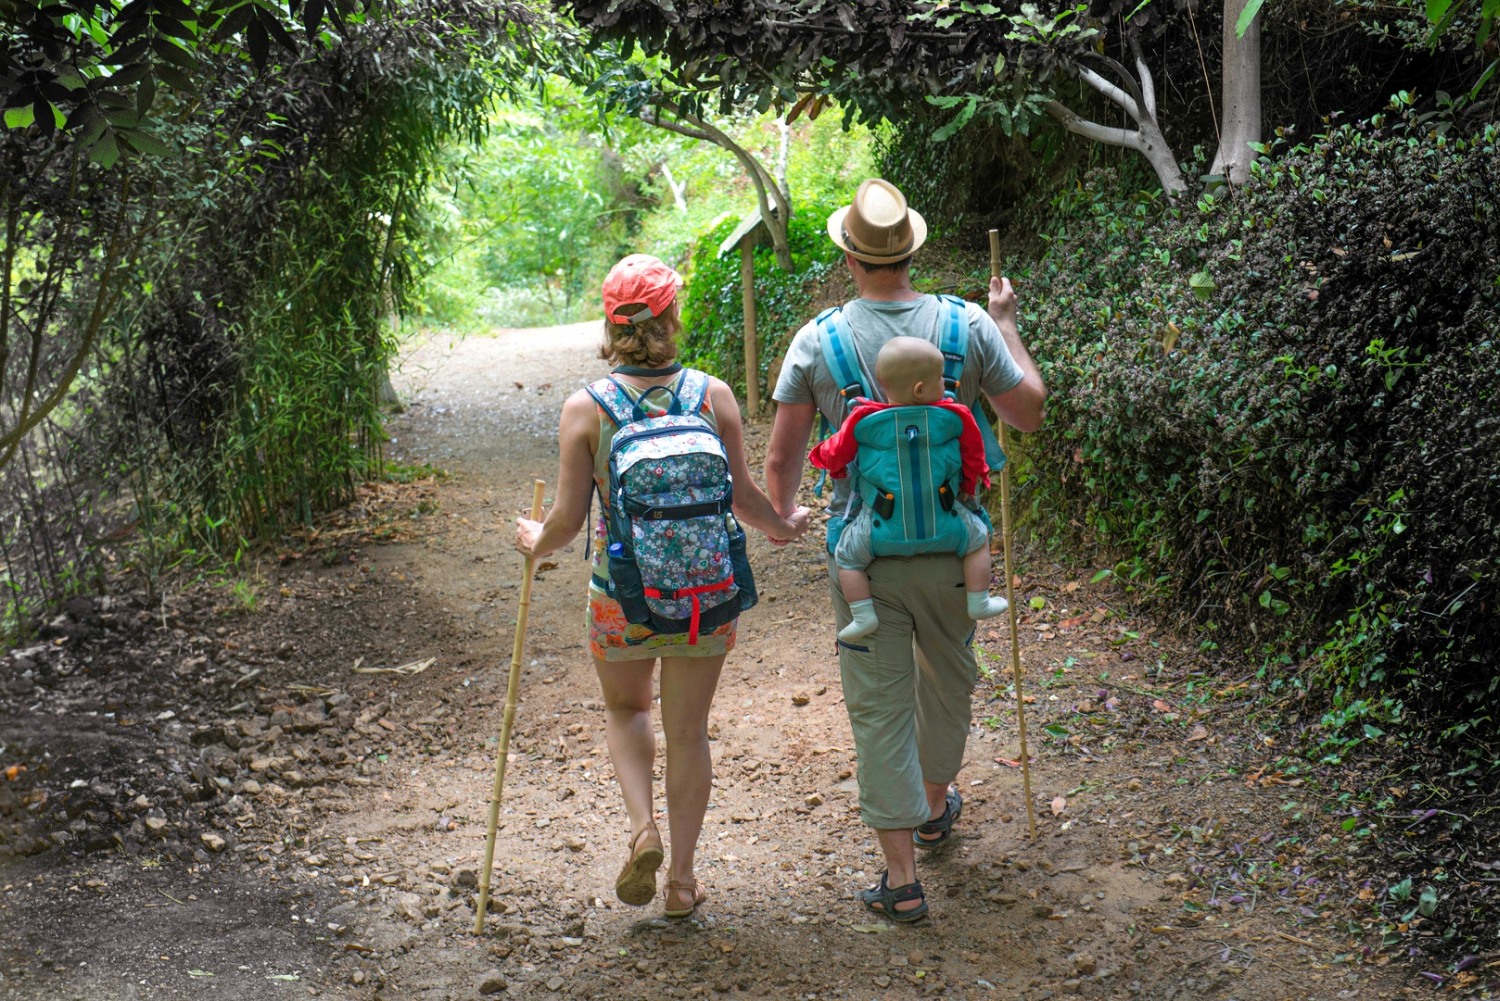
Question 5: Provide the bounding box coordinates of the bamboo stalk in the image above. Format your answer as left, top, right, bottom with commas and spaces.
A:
474, 478, 547, 933
989, 229, 1039, 841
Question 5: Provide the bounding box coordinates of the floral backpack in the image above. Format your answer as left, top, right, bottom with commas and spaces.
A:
586, 370, 756, 642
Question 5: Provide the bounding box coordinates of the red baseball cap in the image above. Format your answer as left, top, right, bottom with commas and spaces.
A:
602, 254, 683, 325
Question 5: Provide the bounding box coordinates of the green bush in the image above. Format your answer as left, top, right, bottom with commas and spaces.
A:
677, 200, 844, 396
1020, 107, 1500, 733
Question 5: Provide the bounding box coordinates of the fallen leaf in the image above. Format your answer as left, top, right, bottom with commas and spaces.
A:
1187, 724, 1209, 741
1062, 581, 1081, 593
1152, 699, 1171, 713
1050, 795, 1067, 816
536, 561, 559, 573
1162, 321, 1180, 354
188, 970, 214, 978
851, 924, 892, 934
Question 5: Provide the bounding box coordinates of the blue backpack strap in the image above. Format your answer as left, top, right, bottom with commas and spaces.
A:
815, 306, 867, 415
936, 293, 1006, 472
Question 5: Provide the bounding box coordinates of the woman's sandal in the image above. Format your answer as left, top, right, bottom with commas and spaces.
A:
614, 825, 664, 906
913, 787, 963, 849
663, 879, 707, 919
859, 872, 928, 923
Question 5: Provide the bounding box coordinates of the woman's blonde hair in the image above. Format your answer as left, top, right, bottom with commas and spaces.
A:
599, 300, 681, 367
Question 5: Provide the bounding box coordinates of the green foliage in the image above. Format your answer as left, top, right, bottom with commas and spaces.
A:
0, 0, 382, 163
0, 0, 520, 635
414, 77, 874, 333
414, 84, 635, 330
1019, 105, 1500, 734
636, 109, 875, 265
676, 201, 843, 396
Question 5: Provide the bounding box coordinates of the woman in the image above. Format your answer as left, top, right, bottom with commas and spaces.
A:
515, 254, 809, 919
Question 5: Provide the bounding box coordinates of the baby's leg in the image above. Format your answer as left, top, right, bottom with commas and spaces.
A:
962, 545, 991, 596
838, 567, 880, 641
835, 513, 880, 641
959, 509, 1008, 620
839, 567, 873, 603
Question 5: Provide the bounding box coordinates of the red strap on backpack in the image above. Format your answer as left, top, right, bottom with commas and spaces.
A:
643, 578, 733, 644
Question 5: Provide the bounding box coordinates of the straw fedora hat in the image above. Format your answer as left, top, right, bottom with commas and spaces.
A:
826, 179, 928, 265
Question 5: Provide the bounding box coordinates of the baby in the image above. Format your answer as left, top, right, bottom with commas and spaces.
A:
810, 336, 1009, 642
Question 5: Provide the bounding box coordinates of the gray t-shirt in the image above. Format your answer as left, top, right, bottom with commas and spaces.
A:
773, 294, 1025, 507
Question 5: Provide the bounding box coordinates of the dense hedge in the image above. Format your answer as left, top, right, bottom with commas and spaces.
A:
1020, 109, 1499, 734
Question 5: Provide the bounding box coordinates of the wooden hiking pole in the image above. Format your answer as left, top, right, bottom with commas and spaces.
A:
989, 229, 1039, 841
474, 478, 546, 933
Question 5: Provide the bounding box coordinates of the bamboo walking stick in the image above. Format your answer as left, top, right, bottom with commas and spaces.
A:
474, 478, 546, 933
989, 230, 1039, 840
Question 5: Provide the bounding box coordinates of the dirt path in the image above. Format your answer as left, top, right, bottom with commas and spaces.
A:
1, 323, 1420, 1000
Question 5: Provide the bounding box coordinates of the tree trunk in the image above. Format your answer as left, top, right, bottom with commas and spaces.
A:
1211, 0, 1263, 184
660, 162, 688, 211
641, 106, 795, 270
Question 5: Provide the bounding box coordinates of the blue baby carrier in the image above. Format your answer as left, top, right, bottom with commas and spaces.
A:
817, 294, 1001, 556
586, 371, 757, 643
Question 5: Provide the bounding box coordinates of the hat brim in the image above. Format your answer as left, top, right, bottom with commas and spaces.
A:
826, 205, 928, 264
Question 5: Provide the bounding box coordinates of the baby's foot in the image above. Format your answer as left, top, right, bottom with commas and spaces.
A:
966, 591, 1009, 620
840, 599, 879, 641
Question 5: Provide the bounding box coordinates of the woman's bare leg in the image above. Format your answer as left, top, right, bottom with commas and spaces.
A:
658, 653, 726, 888
593, 656, 660, 840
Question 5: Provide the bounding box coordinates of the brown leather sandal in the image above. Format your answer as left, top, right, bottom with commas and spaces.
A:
663, 879, 707, 919
614, 825, 664, 906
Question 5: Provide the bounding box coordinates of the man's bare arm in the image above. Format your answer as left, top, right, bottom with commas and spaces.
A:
986, 276, 1047, 433
765, 402, 818, 517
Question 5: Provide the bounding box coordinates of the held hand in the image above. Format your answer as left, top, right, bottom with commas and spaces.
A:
515, 517, 543, 559
988, 275, 1017, 329
770, 505, 812, 545
788, 505, 812, 539
766, 506, 810, 545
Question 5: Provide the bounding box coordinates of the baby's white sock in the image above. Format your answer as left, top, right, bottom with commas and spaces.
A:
967, 591, 1009, 620
839, 599, 879, 641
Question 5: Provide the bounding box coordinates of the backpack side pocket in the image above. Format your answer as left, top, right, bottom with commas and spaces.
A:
606, 541, 653, 625
727, 521, 758, 613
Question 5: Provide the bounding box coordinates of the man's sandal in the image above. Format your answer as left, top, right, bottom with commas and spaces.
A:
859, 872, 928, 923
913, 787, 963, 849
663, 879, 707, 919
614, 825, 664, 906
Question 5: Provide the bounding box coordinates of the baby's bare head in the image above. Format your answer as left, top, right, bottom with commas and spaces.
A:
875, 337, 946, 405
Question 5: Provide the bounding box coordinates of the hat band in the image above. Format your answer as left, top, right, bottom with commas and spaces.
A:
843, 223, 913, 259
619, 304, 657, 324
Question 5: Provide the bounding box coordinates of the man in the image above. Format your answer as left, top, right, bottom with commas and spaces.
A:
765, 178, 1046, 921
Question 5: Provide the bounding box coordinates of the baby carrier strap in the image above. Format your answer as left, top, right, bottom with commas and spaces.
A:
815, 305, 867, 419
937, 293, 1005, 472
936, 293, 967, 398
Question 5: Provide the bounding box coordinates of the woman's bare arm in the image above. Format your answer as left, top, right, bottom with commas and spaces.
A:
515, 390, 599, 559
708, 379, 809, 542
